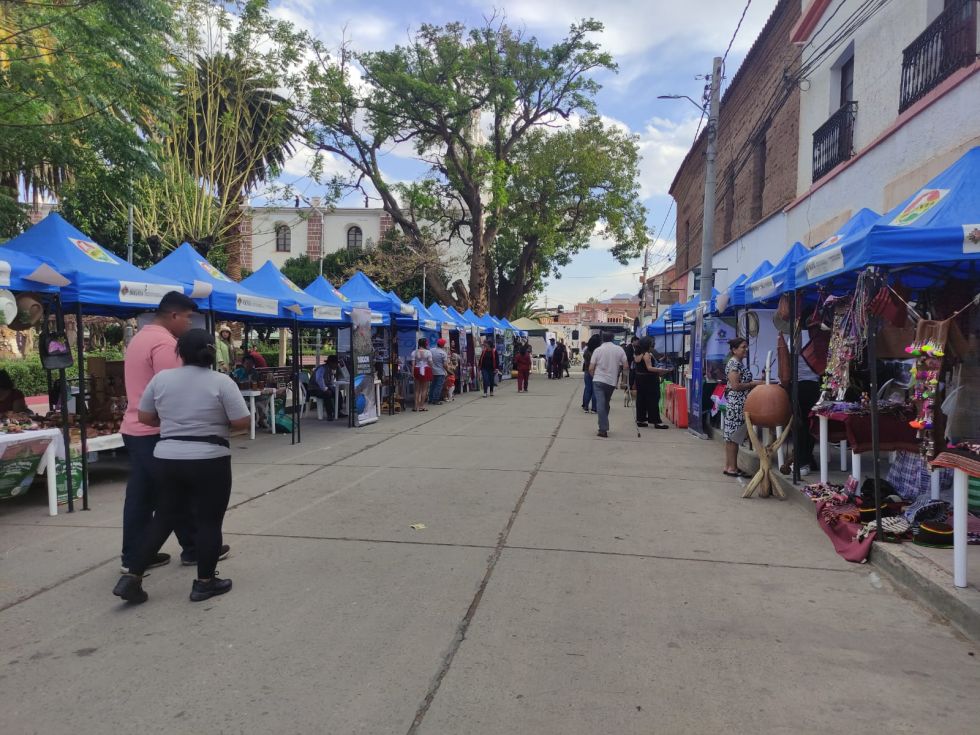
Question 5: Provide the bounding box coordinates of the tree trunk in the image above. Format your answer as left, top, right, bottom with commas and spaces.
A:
224, 194, 245, 281
468, 212, 487, 314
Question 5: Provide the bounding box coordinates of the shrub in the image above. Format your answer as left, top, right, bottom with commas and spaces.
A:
0, 349, 127, 398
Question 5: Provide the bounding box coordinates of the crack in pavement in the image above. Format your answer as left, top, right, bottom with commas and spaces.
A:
405, 383, 580, 735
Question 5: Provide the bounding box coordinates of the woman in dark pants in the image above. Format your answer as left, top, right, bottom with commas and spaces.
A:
479, 338, 499, 396
633, 337, 669, 429
113, 329, 251, 604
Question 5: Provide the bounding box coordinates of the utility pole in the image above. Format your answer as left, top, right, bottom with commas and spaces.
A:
637, 245, 650, 333
127, 202, 134, 264
699, 56, 723, 308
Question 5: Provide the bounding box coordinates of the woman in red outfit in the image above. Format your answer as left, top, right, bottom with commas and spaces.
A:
514, 345, 532, 393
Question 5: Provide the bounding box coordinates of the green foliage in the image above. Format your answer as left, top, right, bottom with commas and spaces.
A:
0, 0, 175, 238
490, 117, 649, 315
302, 19, 617, 311
0, 349, 125, 399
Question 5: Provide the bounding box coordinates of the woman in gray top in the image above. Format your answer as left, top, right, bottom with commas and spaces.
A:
113, 329, 251, 604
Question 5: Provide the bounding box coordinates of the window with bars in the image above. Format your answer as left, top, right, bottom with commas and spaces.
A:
275, 224, 291, 252
347, 225, 363, 250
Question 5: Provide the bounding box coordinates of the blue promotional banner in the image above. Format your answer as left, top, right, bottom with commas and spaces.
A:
688, 306, 706, 438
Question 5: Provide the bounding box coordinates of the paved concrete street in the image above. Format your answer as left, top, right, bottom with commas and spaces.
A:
2, 375, 979, 734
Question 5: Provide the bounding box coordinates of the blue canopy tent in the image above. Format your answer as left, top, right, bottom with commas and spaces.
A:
304, 276, 353, 324
148, 243, 282, 322
464, 309, 495, 335
730, 260, 774, 311
444, 305, 472, 328
3, 213, 198, 510
0, 246, 70, 294
682, 288, 720, 323
408, 298, 440, 332
427, 302, 461, 329
340, 271, 415, 320
241, 261, 336, 324
646, 312, 690, 337
3, 213, 191, 315
793, 207, 881, 291
744, 243, 809, 306
714, 273, 747, 315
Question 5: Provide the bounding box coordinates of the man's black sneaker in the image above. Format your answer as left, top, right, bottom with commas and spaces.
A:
190, 576, 233, 602
112, 574, 147, 604
181, 545, 230, 566
597, 430, 608, 438
636, 421, 648, 427
120, 552, 170, 574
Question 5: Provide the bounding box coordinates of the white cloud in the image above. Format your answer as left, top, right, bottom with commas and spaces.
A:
634, 114, 704, 199
491, 0, 775, 59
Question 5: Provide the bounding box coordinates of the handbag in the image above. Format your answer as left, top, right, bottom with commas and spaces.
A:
777, 333, 791, 386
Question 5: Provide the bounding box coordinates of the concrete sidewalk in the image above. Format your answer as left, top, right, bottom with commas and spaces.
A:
2, 376, 979, 734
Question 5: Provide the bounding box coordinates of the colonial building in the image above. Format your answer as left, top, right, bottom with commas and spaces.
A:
785, 0, 980, 247
668, 0, 980, 294
242, 198, 394, 272
669, 0, 802, 293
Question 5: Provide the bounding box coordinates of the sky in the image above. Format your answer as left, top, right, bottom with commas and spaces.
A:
268, 0, 778, 309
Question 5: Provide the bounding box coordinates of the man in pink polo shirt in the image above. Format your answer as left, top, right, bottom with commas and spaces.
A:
120, 292, 201, 573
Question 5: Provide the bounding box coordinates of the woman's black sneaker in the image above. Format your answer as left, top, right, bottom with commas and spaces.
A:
112, 574, 148, 604
190, 576, 233, 602
181, 545, 231, 566
636, 421, 648, 427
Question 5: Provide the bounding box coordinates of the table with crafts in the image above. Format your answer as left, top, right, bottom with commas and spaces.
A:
0, 428, 61, 516
811, 405, 919, 484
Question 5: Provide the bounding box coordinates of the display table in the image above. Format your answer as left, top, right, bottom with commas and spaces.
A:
240, 389, 275, 440
931, 449, 980, 589
812, 411, 919, 484
0, 429, 61, 516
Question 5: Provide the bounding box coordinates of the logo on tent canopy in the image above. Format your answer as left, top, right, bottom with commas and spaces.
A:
70, 238, 117, 264
280, 276, 304, 293
334, 289, 349, 301
197, 260, 231, 282
890, 188, 949, 226
964, 225, 980, 254
822, 233, 843, 247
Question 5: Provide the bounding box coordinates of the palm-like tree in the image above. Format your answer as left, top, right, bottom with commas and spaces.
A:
177, 52, 299, 277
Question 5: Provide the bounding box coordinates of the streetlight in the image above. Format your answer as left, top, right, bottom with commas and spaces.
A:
657, 94, 705, 112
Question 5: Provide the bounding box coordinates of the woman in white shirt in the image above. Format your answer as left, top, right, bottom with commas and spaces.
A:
113, 329, 251, 605
411, 338, 434, 412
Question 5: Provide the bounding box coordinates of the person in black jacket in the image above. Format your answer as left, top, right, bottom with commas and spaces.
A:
479, 338, 500, 396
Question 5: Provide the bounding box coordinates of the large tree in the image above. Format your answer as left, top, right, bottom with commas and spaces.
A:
0, 0, 174, 236
489, 117, 648, 316
302, 19, 617, 312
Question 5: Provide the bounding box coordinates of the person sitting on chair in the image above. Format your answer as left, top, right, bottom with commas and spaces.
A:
309, 355, 340, 419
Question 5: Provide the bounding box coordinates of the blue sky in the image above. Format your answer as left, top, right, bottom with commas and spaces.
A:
269, 0, 777, 308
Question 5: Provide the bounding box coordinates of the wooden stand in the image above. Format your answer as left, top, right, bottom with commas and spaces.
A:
742, 413, 791, 499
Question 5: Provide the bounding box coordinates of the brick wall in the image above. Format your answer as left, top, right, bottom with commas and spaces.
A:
671, 0, 801, 276
306, 208, 322, 259
239, 213, 253, 273
380, 212, 394, 240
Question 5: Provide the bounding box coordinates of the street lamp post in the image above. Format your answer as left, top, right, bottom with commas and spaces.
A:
658, 55, 723, 309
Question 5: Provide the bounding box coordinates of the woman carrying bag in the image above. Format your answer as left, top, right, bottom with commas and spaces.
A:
112, 329, 251, 604
633, 336, 669, 429
411, 338, 433, 412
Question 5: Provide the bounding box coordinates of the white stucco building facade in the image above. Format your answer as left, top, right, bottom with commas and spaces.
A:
786, 0, 980, 247
693, 0, 980, 290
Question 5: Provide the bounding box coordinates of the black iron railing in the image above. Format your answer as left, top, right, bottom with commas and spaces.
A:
899, 0, 979, 112
812, 101, 857, 182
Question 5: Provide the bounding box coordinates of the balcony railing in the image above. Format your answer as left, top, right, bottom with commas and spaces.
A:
899, 0, 979, 112
812, 101, 857, 182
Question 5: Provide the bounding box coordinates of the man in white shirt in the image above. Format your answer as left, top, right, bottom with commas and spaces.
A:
588, 332, 628, 437
545, 338, 556, 379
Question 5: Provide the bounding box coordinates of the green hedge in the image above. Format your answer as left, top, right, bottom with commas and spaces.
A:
0, 348, 124, 398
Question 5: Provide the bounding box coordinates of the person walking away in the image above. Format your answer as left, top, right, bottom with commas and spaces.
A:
411, 338, 433, 412
624, 336, 639, 396
589, 333, 628, 438
120, 291, 202, 574
514, 345, 532, 393
429, 338, 449, 405
552, 340, 567, 380
545, 338, 557, 379
723, 337, 763, 477
113, 329, 251, 604
634, 336, 669, 429
479, 338, 499, 396
308, 355, 339, 419
581, 334, 601, 413
561, 340, 571, 377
